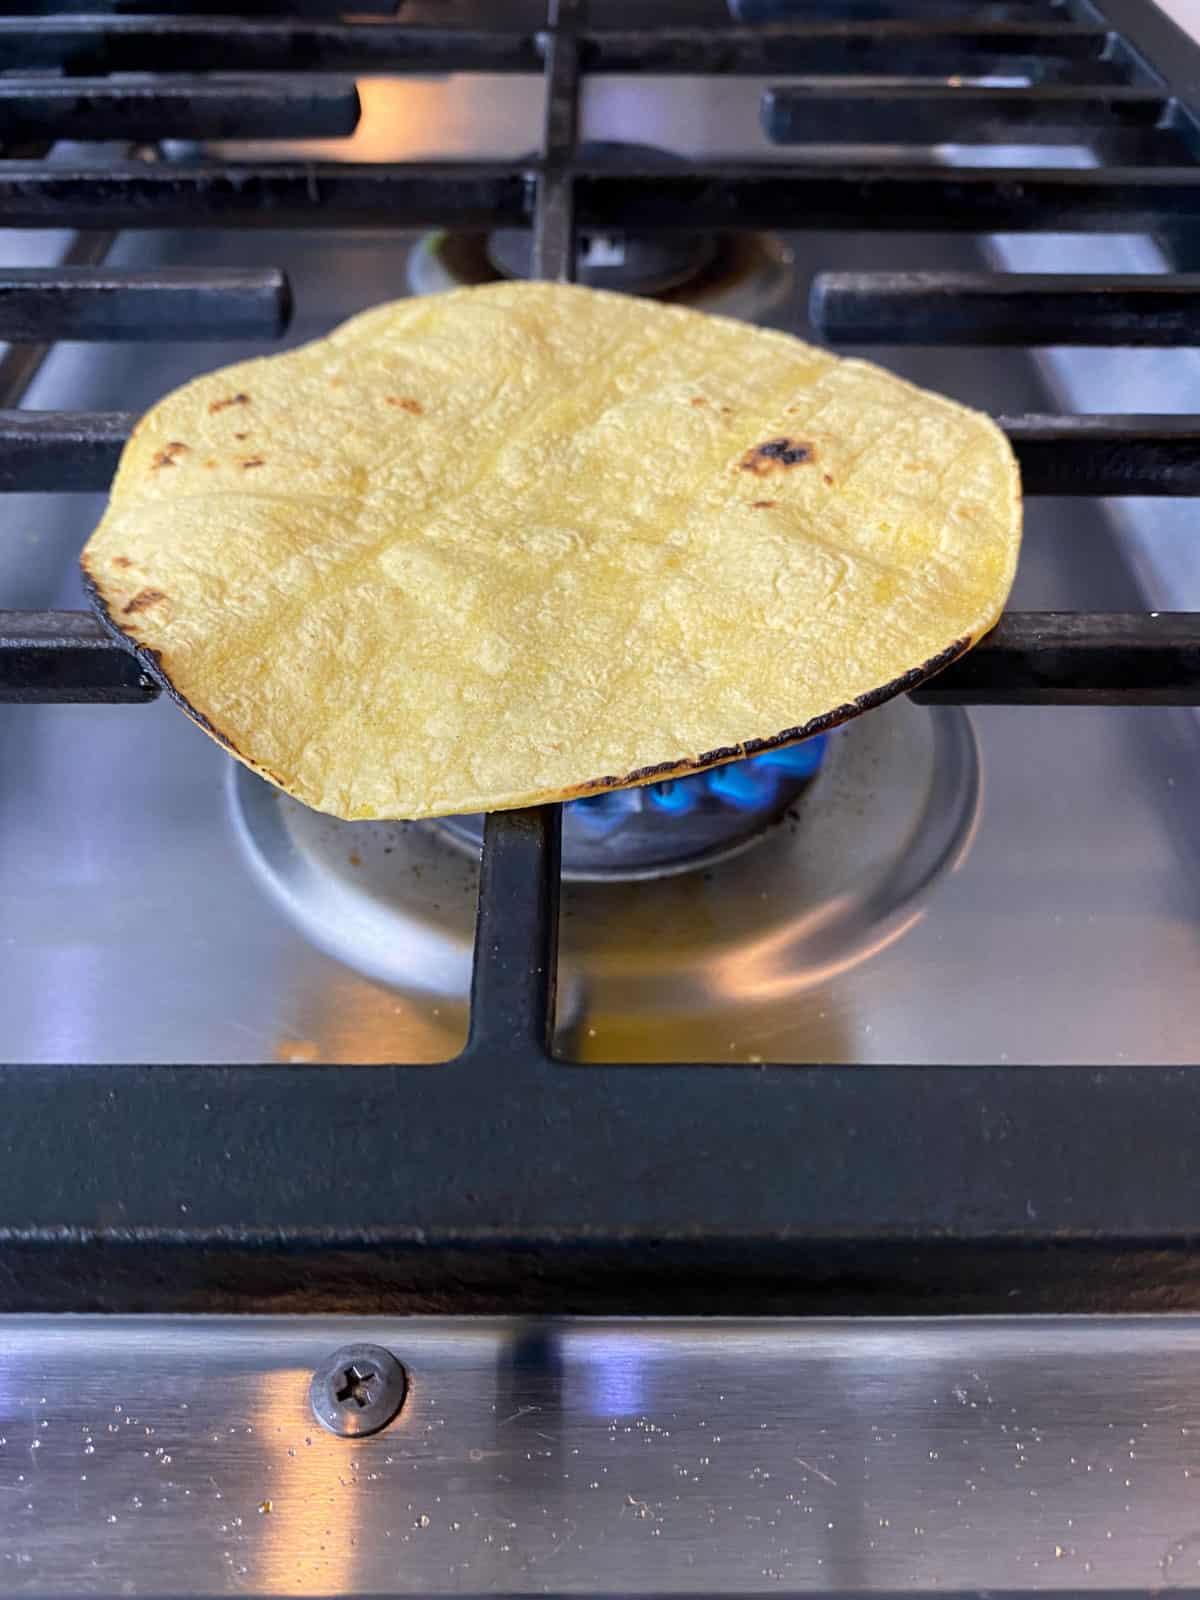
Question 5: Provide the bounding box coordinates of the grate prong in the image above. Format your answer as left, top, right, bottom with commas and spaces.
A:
0, 75, 360, 142
0, 267, 291, 342
812, 271, 1200, 347
0, 611, 157, 703
0, 16, 1111, 79
763, 83, 1168, 145
7, 161, 1200, 233
465, 807, 563, 1064
8, 411, 1199, 497
916, 613, 1200, 706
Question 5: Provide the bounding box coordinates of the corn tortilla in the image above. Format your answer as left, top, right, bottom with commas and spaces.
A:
82, 281, 1021, 821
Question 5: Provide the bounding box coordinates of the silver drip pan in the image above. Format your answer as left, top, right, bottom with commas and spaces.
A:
229, 696, 978, 1056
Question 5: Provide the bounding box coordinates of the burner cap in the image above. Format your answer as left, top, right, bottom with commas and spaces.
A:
486, 225, 719, 298
490, 142, 717, 296
409, 141, 797, 310
409, 228, 794, 323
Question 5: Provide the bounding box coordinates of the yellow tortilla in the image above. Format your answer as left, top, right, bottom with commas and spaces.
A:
81, 281, 1020, 821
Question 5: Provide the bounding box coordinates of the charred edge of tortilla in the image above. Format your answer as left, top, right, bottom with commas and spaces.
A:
565, 634, 974, 801
82, 556, 974, 816
82, 563, 283, 782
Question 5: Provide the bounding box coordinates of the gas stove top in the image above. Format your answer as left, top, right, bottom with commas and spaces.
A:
7, 60, 1200, 1071
0, 0, 1199, 1323
7, 0, 1200, 1592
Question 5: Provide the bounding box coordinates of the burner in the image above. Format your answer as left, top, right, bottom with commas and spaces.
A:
229, 698, 980, 1057
436, 739, 827, 882
485, 224, 719, 299
407, 144, 794, 319
409, 228, 794, 320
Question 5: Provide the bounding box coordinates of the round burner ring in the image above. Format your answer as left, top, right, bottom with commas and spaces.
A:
228, 698, 979, 1017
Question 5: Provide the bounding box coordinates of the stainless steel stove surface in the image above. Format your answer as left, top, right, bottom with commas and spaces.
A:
7, 6, 1200, 1595
2, 1313, 1199, 1598
2, 74, 1197, 1067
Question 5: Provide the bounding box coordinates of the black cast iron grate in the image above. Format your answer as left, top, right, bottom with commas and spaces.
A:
2, 0, 1200, 1313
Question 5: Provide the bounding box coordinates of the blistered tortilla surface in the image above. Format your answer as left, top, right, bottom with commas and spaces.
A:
82, 281, 1021, 820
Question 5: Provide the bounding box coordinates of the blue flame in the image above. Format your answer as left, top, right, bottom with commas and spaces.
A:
644, 779, 694, 815
706, 759, 782, 808
754, 739, 828, 779
567, 734, 828, 827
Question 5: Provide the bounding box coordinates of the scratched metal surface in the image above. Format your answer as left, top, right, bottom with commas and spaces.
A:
1, 1316, 1200, 1594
